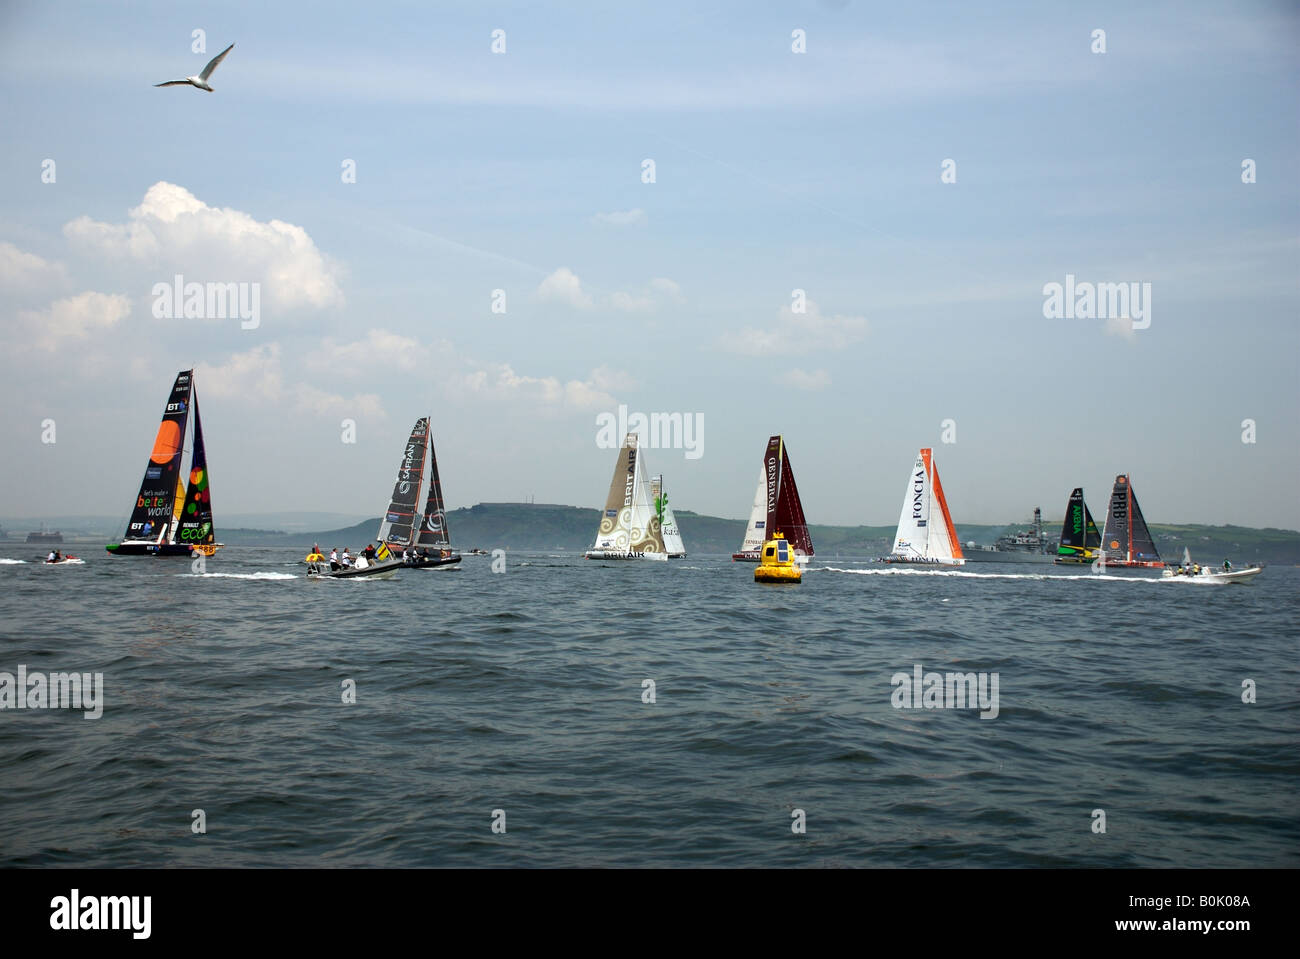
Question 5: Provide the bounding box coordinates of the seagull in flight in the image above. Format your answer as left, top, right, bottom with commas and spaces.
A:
155, 43, 234, 92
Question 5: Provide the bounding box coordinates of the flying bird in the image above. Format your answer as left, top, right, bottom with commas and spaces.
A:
155, 43, 234, 92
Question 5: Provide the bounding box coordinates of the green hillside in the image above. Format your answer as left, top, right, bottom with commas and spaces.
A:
243, 502, 1300, 564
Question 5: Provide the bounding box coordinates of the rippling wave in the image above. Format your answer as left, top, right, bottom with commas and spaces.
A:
1, 546, 1295, 867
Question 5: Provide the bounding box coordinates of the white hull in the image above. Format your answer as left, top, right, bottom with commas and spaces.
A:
1162, 566, 1262, 584
584, 550, 668, 561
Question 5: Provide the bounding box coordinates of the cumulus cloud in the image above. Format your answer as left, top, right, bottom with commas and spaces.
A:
609, 277, 684, 312
0, 242, 67, 293
196, 344, 385, 418
1103, 315, 1137, 340
538, 267, 683, 313
780, 368, 832, 391
725, 299, 867, 355
302, 329, 446, 378
63, 181, 343, 312
457, 363, 627, 412
536, 266, 593, 309
591, 208, 647, 226
19, 291, 132, 351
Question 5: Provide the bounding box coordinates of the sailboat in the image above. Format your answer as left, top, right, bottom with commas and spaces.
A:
732, 435, 814, 563
585, 433, 668, 560
106, 369, 221, 557
1099, 474, 1164, 568
884, 448, 964, 565
1055, 487, 1102, 564
376, 417, 461, 569
651, 475, 687, 558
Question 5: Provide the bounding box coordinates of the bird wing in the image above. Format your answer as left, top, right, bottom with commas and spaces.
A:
199, 43, 234, 81
154, 80, 192, 87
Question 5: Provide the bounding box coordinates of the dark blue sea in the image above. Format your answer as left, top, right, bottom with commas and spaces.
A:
1, 546, 1296, 867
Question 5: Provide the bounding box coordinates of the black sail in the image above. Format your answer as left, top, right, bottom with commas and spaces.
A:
378, 418, 429, 548
123, 370, 193, 543
176, 388, 215, 547
1058, 488, 1089, 555
1103, 474, 1161, 562
1083, 500, 1100, 549
415, 432, 451, 548
1126, 482, 1160, 562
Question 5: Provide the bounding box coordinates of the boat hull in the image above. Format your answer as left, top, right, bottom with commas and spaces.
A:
880, 555, 965, 567
308, 561, 402, 580
1163, 566, 1262, 584
106, 542, 202, 557
584, 550, 668, 561
408, 555, 462, 569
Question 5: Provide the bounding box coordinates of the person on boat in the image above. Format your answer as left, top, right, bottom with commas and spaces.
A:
341, 548, 354, 567
363, 543, 377, 562
419, 547, 430, 561
47, 550, 57, 563
329, 548, 340, 571
1223, 558, 1231, 571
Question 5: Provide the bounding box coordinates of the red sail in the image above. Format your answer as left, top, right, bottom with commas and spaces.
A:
768, 436, 814, 556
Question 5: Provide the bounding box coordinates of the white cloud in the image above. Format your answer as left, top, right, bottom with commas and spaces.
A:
536, 267, 593, 309
64, 181, 344, 312
592, 208, 647, 226
1103, 315, 1137, 340
726, 299, 867, 355
780, 368, 832, 391
0, 242, 67, 293
196, 344, 384, 418
302, 329, 445, 378
457, 363, 626, 412
19, 291, 131, 351
609, 276, 685, 312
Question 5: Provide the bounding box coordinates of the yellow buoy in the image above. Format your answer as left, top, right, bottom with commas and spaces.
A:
754, 531, 802, 583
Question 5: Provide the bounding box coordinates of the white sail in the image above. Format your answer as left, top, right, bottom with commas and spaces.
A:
738, 467, 767, 554
892, 451, 929, 559
652, 475, 687, 558
890, 448, 963, 564
586, 433, 668, 560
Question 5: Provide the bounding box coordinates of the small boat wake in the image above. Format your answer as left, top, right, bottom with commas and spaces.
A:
179, 571, 298, 581
0, 558, 29, 565
817, 565, 1171, 584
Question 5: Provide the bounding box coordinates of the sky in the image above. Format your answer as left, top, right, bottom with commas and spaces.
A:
0, 0, 1297, 532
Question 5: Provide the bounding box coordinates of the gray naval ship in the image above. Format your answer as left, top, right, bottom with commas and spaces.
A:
963, 508, 1054, 564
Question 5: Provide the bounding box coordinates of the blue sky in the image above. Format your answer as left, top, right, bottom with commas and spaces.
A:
0, 0, 1296, 531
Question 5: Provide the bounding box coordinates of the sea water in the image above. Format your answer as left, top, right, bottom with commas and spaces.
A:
1, 546, 1296, 867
